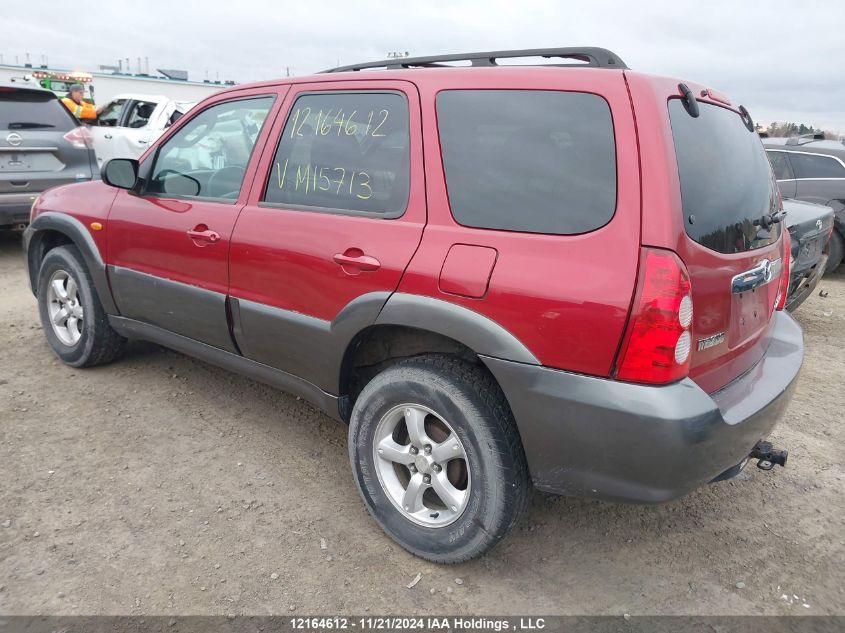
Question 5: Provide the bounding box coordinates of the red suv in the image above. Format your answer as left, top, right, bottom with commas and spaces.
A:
23, 48, 802, 562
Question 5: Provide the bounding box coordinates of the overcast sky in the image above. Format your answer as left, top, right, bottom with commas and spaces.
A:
3, 0, 844, 132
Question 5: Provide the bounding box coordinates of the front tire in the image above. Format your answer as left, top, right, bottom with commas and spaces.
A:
36, 245, 126, 367
348, 355, 530, 563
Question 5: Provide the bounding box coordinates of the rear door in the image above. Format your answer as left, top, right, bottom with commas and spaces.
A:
634, 78, 785, 394
227, 79, 426, 392
0, 87, 93, 199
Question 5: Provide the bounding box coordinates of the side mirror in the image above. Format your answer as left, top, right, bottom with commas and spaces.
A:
103, 159, 139, 190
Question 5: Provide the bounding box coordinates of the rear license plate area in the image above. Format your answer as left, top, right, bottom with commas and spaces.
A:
1, 153, 32, 171
729, 287, 769, 346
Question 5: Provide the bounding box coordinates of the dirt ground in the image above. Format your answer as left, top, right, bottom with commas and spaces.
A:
0, 230, 843, 617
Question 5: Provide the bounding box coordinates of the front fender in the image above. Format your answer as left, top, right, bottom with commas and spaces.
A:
24, 212, 118, 314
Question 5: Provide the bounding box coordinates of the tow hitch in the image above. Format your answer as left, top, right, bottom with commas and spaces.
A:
750, 441, 788, 471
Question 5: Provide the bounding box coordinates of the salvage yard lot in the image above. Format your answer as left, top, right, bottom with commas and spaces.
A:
0, 231, 843, 616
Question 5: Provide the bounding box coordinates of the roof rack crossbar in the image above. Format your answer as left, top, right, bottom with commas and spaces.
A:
322, 47, 628, 73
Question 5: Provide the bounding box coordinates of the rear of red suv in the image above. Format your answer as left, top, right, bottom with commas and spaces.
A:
472, 71, 801, 503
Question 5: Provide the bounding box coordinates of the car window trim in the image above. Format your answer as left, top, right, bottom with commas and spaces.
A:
258, 88, 412, 220
141, 93, 277, 205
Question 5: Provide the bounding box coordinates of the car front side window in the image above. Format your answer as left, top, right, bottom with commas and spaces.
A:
97, 99, 126, 127
146, 96, 274, 201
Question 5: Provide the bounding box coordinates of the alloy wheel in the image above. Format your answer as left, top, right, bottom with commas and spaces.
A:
372, 403, 471, 527
46, 269, 84, 346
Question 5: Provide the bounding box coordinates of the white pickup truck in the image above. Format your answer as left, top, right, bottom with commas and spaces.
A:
89, 94, 194, 166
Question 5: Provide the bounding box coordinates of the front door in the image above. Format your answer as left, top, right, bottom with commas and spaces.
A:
89, 98, 127, 167
106, 90, 281, 351
228, 80, 426, 392
111, 98, 161, 160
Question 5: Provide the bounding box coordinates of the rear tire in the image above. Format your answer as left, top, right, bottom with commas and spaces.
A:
825, 229, 843, 274
348, 355, 531, 563
36, 245, 126, 367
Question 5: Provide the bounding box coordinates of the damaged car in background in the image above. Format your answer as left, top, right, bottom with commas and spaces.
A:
782, 198, 834, 310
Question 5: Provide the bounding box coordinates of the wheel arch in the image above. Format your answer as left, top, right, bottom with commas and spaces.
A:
25, 213, 118, 314
337, 293, 539, 421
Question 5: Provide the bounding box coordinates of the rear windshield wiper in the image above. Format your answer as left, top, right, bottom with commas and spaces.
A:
6, 122, 56, 129
755, 210, 786, 229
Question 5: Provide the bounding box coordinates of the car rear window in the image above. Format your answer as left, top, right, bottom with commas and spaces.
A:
0, 88, 75, 131
669, 100, 780, 254
436, 90, 617, 235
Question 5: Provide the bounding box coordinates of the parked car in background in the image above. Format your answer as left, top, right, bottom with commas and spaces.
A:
764, 136, 845, 273
782, 198, 834, 310
0, 84, 97, 229
88, 94, 194, 167
23, 48, 802, 562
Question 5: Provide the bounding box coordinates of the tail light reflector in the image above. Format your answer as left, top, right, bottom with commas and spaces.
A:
775, 229, 791, 311
63, 126, 93, 149
615, 248, 693, 385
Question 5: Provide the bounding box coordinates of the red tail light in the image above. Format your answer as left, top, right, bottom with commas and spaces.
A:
615, 248, 693, 385
63, 126, 93, 149
775, 229, 791, 311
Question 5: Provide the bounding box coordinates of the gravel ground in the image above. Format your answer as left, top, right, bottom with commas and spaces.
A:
0, 230, 843, 616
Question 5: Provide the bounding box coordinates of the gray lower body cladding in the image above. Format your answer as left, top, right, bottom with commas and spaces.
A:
0, 192, 38, 225
482, 311, 803, 503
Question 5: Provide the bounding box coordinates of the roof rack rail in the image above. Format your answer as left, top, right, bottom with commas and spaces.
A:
322, 47, 628, 73
786, 131, 826, 146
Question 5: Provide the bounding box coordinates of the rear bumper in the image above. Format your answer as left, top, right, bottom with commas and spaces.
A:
482, 310, 803, 503
0, 192, 38, 225
786, 254, 827, 311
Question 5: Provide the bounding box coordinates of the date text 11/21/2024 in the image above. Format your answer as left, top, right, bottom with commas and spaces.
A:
289, 617, 548, 631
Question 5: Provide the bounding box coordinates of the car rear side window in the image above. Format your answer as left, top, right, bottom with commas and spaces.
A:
789, 152, 845, 179
0, 89, 75, 131
436, 90, 617, 235
767, 151, 794, 180
669, 99, 779, 254
263, 92, 410, 217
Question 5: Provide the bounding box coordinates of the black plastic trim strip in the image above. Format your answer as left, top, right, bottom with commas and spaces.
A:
108, 315, 341, 420
376, 293, 540, 365
24, 212, 118, 314
108, 266, 238, 353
